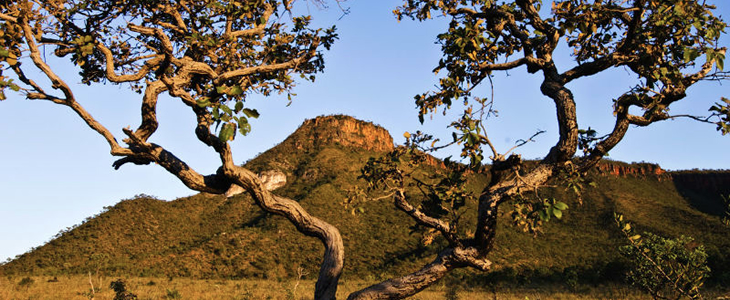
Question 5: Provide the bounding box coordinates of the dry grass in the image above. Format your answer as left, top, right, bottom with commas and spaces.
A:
1, 275, 729, 300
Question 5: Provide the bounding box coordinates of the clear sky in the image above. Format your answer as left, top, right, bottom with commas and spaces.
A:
1, 1, 729, 263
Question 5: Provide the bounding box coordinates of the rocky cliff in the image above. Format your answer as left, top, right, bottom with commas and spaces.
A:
594, 161, 670, 180
285, 115, 394, 152
593, 160, 730, 215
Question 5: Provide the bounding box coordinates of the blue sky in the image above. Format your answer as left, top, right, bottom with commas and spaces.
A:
1, 1, 729, 262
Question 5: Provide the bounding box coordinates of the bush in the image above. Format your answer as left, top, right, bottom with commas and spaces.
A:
616, 213, 710, 300
166, 288, 182, 299
110, 279, 138, 300
17, 277, 34, 287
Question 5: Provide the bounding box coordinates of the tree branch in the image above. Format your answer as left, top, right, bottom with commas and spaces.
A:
226, 3, 274, 38
393, 189, 460, 246
97, 42, 164, 83
215, 41, 320, 84
19, 19, 131, 156
347, 246, 490, 300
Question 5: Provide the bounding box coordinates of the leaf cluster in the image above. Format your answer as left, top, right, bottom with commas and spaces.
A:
709, 97, 730, 135
509, 195, 568, 235
615, 213, 710, 300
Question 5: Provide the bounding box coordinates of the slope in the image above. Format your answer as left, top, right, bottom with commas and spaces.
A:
1, 115, 729, 286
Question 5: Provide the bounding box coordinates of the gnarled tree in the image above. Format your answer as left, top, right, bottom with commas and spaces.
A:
349, 0, 729, 299
0, 0, 343, 299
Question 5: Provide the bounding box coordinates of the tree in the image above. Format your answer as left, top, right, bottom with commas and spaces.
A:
0, 1, 343, 299
1, 1, 729, 300
349, 0, 729, 299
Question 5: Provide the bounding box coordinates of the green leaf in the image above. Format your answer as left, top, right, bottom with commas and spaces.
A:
220, 105, 232, 116
219, 123, 236, 141
242, 108, 259, 119
228, 85, 243, 96
716, 56, 724, 71
237, 117, 251, 135
683, 47, 700, 63
196, 97, 211, 107
553, 209, 563, 219
554, 201, 569, 211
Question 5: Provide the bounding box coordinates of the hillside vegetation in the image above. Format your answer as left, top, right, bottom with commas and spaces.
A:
2, 115, 729, 287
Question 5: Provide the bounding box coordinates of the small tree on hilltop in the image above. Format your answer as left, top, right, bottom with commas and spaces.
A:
350, 1, 729, 299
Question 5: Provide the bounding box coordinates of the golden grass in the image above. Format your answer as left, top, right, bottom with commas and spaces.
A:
1, 275, 729, 300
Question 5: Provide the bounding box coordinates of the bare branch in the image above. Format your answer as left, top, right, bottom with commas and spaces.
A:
347, 246, 490, 300
97, 43, 164, 83
19, 19, 130, 155
0, 12, 17, 22
503, 130, 545, 157
562, 53, 636, 83
393, 190, 460, 245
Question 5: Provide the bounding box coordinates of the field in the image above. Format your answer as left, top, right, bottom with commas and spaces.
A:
3, 275, 730, 300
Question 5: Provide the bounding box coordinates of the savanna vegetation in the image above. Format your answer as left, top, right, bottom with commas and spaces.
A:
2, 116, 730, 299
1, 0, 729, 299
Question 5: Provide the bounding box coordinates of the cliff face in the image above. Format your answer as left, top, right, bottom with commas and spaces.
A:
594, 161, 670, 180
593, 161, 730, 215
284, 115, 394, 152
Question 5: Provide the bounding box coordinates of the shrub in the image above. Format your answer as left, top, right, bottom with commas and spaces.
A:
616, 213, 710, 300
110, 279, 138, 300
17, 277, 34, 287
166, 288, 182, 299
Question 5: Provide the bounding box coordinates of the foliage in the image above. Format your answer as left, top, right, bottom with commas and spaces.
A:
166, 288, 182, 299
615, 213, 710, 300
17, 276, 33, 287
709, 98, 730, 135
110, 279, 138, 300
0, 0, 337, 139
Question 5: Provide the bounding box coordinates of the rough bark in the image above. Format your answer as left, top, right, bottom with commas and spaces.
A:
346, 248, 459, 300
222, 160, 344, 300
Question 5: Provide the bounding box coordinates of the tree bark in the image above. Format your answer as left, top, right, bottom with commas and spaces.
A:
223, 164, 344, 300
347, 248, 459, 300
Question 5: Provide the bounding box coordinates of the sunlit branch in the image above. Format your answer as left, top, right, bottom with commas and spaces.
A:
227, 3, 274, 38
215, 42, 319, 83
562, 53, 636, 83
19, 20, 131, 156
0, 12, 17, 22
97, 43, 164, 83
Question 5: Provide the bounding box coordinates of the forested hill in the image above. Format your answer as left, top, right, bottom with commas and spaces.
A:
2, 115, 729, 285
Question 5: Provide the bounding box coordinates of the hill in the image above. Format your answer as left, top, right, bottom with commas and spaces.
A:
2, 115, 729, 286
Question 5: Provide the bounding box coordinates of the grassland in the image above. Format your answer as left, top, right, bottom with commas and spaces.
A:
5, 275, 721, 300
